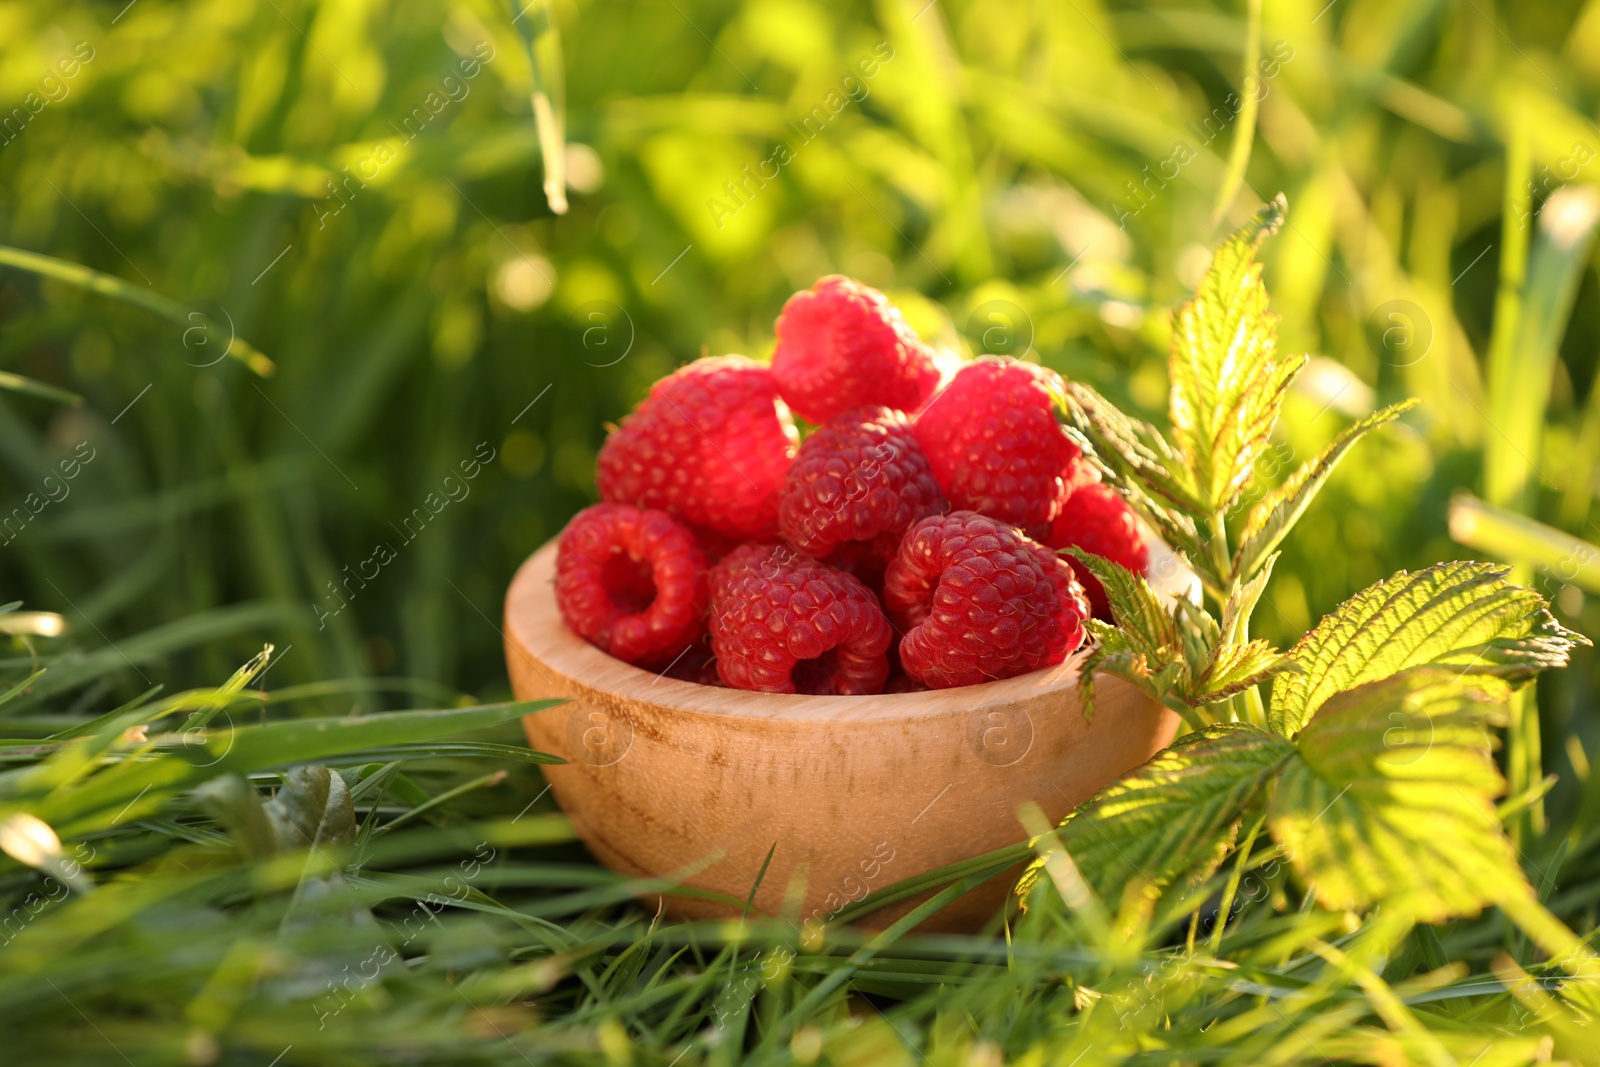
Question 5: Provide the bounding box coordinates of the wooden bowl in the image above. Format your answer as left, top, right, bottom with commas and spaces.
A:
505, 538, 1192, 933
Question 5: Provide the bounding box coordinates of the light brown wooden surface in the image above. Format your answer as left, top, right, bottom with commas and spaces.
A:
506, 540, 1182, 932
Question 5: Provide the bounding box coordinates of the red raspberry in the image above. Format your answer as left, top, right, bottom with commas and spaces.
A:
1060, 452, 1101, 496
778, 406, 946, 564
772, 276, 940, 424
1046, 482, 1149, 622
1034, 541, 1093, 636
555, 504, 709, 668
597, 356, 798, 541
884, 511, 1088, 689
709, 543, 892, 695
912, 360, 1078, 531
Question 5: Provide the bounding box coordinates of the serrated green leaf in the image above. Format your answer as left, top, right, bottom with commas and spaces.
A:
1168, 196, 1306, 512
1062, 548, 1174, 658
1221, 551, 1277, 642
1016, 723, 1294, 906
1234, 399, 1420, 580
1270, 561, 1587, 736
1078, 623, 1197, 728
1064, 425, 1212, 582
1268, 669, 1524, 922
1063, 382, 1207, 514
1194, 639, 1297, 705
1175, 599, 1220, 681
1077, 623, 1140, 721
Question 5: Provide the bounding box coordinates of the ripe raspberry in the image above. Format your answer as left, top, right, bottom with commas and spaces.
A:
1046, 482, 1149, 622
912, 360, 1078, 531
555, 504, 709, 668
778, 406, 946, 564
1034, 542, 1093, 637
597, 356, 798, 541
709, 543, 892, 695
772, 276, 940, 424
884, 511, 1088, 689
1060, 451, 1101, 496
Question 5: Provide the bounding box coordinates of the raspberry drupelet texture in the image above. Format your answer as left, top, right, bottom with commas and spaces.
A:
555, 503, 709, 668
1033, 541, 1094, 638
771, 276, 941, 424
778, 405, 946, 564
596, 355, 798, 541
884, 511, 1089, 689
709, 543, 892, 695
912, 359, 1078, 532
1047, 481, 1150, 622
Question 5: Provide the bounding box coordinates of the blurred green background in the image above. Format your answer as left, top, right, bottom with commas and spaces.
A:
2, 0, 1599, 819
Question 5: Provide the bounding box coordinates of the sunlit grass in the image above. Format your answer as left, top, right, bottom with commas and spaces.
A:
2, 0, 1600, 1061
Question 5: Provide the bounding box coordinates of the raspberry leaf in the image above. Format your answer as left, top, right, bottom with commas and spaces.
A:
1063, 549, 1194, 721
1062, 548, 1176, 659
1077, 619, 1203, 729
1062, 381, 1208, 515
1068, 548, 1295, 719
1016, 723, 1293, 907
1114, 480, 1208, 579
1266, 669, 1524, 922
1220, 550, 1277, 642
1175, 599, 1221, 680
1077, 623, 1156, 724
1193, 639, 1298, 705
1269, 562, 1588, 736
1233, 399, 1420, 582
1060, 415, 1217, 592
1168, 195, 1306, 513
1036, 668, 1585, 951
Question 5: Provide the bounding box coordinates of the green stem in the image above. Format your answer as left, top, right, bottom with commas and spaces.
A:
1243, 686, 1267, 728
1206, 512, 1232, 602
1164, 695, 1213, 732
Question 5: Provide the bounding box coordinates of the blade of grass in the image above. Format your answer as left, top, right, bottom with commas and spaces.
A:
1210, 0, 1261, 226
0, 245, 274, 376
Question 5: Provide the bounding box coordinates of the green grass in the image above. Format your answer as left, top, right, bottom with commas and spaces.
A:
4, 0, 1600, 1062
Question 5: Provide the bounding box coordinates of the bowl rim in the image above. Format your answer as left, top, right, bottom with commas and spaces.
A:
504, 530, 1197, 726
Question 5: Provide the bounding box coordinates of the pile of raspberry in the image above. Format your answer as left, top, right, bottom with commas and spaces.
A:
554, 275, 1149, 695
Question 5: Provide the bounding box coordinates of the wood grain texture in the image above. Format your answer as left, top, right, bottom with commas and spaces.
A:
506, 540, 1186, 932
